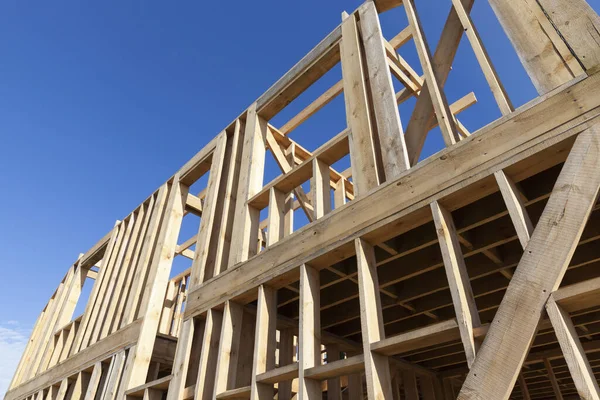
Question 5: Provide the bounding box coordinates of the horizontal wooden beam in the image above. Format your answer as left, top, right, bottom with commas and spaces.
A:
5, 319, 142, 400
304, 355, 365, 380
256, 363, 299, 384
185, 72, 598, 319
552, 276, 600, 313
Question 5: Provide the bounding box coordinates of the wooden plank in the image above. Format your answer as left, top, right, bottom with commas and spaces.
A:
214, 301, 245, 397
256, 363, 299, 384
216, 386, 252, 400
404, 0, 460, 147
250, 285, 277, 400
495, 170, 534, 249
112, 200, 153, 332
450, 0, 513, 115
190, 132, 228, 287
537, 0, 600, 71
195, 309, 224, 400
229, 103, 268, 266
325, 344, 341, 400
120, 188, 167, 328
89, 216, 136, 346
125, 177, 189, 389
404, 0, 475, 165
101, 207, 147, 339
458, 123, 600, 399
355, 238, 393, 400
544, 358, 564, 400
304, 355, 364, 381
311, 158, 332, 219
553, 277, 600, 313
277, 328, 295, 400
184, 72, 598, 319
431, 201, 481, 367
341, 12, 380, 195
299, 264, 322, 400
83, 363, 103, 400
166, 319, 195, 400
517, 373, 531, 400
359, 1, 410, 179
488, 0, 577, 94
267, 188, 287, 246
371, 319, 459, 356
257, 25, 342, 120
546, 294, 600, 400
185, 193, 203, 216
280, 81, 344, 135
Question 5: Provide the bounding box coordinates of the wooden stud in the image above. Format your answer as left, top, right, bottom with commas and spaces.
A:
278, 328, 295, 400
311, 158, 332, 219
229, 103, 268, 266
341, 12, 380, 195
326, 344, 341, 400
190, 132, 228, 287
546, 294, 600, 400
167, 318, 195, 400
431, 201, 481, 368
355, 238, 394, 400
494, 170, 534, 249
299, 264, 322, 400
214, 301, 245, 397
358, 1, 410, 179
250, 285, 277, 400
403, 370, 419, 400
544, 358, 564, 400
125, 177, 189, 389
404, 0, 460, 147
267, 187, 287, 246
450, 0, 514, 115
195, 309, 224, 400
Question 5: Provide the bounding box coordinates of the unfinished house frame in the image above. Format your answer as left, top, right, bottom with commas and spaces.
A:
6, 0, 600, 399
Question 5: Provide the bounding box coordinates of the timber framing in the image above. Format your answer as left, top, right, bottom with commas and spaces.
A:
6, 1, 600, 400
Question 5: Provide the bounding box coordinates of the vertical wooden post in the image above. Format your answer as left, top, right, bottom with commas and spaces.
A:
326, 344, 341, 400
194, 309, 224, 400
229, 103, 268, 266
299, 264, 322, 400
167, 318, 195, 400
250, 285, 277, 400
312, 158, 332, 219
214, 300, 245, 397
355, 238, 394, 400
267, 187, 287, 246
431, 201, 481, 368
278, 328, 295, 400
126, 176, 188, 389
546, 295, 600, 400
341, 12, 380, 195
458, 124, 600, 399
358, 1, 410, 180
190, 132, 228, 287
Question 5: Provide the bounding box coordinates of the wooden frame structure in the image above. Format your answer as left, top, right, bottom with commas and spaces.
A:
6, 0, 600, 399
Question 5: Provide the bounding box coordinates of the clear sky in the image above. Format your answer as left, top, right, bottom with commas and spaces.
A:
1, 0, 598, 394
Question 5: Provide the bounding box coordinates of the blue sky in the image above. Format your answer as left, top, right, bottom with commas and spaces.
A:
1, 0, 598, 393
